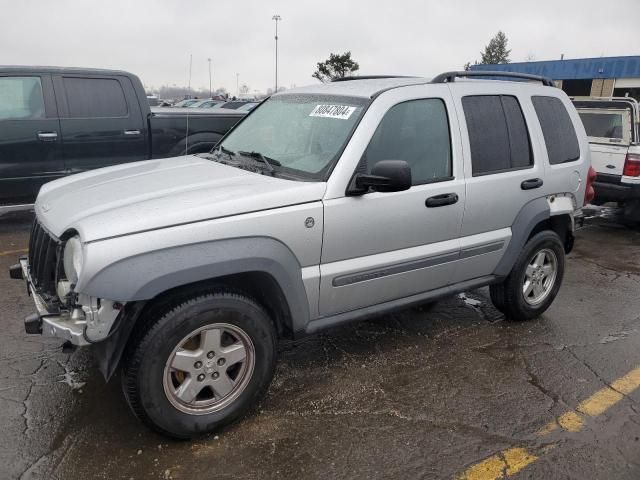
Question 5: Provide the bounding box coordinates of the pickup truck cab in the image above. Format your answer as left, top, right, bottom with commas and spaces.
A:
0, 67, 244, 213
573, 97, 640, 222
11, 71, 593, 438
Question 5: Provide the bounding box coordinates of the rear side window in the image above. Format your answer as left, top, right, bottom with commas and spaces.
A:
462, 95, 532, 176
532, 96, 580, 164
364, 99, 452, 185
63, 77, 128, 118
0, 76, 45, 120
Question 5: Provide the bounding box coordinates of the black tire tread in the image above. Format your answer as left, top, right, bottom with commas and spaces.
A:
493, 230, 565, 321
121, 290, 275, 439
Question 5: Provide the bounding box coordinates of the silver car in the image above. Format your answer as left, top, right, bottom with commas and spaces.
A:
11, 71, 594, 438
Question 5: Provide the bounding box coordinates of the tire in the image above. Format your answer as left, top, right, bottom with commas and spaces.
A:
490, 231, 565, 321
489, 284, 506, 313
121, 291, 277, 439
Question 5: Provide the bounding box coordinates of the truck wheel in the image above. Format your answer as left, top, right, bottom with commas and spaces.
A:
121, 291, 277, 439
490, 231, 565, 321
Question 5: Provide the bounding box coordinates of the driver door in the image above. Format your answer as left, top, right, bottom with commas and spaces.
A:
319, 95, 465, 316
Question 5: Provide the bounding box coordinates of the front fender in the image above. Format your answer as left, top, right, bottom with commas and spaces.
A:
81, 236, 311, 330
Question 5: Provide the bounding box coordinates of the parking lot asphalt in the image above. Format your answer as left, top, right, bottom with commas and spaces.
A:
1, 210, 639, 480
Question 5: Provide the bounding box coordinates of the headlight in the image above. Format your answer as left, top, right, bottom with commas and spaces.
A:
63, 235, 84, 285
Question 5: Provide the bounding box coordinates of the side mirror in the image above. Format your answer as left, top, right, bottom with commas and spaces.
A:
349, 160, 412, 195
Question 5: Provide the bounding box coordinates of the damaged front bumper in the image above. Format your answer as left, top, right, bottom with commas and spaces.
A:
12, 258, 122, 346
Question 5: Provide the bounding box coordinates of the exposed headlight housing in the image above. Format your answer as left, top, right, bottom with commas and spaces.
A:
63, 235, 84, 285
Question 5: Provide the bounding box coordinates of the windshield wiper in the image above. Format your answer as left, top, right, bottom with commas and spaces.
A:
216, 145, 236, 156
238, 150, 281, 172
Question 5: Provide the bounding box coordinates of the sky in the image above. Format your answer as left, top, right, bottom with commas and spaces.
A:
1, 0, 638, 95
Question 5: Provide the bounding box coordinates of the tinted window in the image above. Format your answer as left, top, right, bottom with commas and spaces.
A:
0, 77, 45, 120
364, 99, 451, 184
63, 77, 128, 118
532, 96, 580, 164
462, 95, 532, 175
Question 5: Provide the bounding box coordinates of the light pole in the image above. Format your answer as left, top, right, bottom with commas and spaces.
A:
207, 58, 212, 98
272, 14, 281, 93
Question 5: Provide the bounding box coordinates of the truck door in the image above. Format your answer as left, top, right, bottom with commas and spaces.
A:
53, 74, 147, 174
0, 74, 64, 205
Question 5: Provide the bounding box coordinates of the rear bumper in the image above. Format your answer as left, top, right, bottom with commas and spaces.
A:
593, 173, 640, 203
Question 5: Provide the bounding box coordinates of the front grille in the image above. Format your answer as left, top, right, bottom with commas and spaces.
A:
27, 220, 61, 300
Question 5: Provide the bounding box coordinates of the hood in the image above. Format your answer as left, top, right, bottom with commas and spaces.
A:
36, 155, 326, 242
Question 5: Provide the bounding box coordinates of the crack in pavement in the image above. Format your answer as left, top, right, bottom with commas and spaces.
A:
564, 347, 640, 408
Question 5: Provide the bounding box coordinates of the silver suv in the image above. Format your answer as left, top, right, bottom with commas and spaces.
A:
11, 71, 594, 438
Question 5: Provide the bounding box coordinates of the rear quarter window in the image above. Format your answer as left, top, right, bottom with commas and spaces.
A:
532, 96, 580, 164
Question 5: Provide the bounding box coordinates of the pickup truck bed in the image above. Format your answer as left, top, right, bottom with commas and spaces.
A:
0, 66, 245, 211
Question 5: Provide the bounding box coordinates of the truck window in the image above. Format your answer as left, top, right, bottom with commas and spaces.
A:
364, 99, 452, 184
578, 109, 631, 144
63, 77, 128, 118
462, 95, 532, 176
0, 77, 45, 120
532, 96, 580, 164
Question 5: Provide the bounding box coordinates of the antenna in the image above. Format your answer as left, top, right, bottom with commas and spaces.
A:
185, 54, 192, 156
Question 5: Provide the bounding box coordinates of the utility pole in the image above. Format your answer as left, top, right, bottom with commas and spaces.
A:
188, 54, 193, 98
272, 14, 281, 92
207, 58, 212, 98
236, 73, 239, 98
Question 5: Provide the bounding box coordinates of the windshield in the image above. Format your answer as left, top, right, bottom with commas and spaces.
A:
220, 94, 368, 179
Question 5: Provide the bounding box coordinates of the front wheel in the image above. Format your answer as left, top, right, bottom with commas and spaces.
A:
490, 231, 565, 321
121, 291, 277, 439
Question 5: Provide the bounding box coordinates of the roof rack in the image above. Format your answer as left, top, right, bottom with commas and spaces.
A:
431, 70, 554, 87
332, 75, 417, 82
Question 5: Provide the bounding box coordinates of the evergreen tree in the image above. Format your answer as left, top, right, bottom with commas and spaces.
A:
313, 52, 360, 83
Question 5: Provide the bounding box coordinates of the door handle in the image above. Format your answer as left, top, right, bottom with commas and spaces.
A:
521, 178, 543, 190
123, 129, 141, 136
426, 193, 459, 208
37, 131, 58, 142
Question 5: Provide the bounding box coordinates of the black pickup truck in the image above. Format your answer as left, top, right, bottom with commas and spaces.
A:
0, 66, 246, 212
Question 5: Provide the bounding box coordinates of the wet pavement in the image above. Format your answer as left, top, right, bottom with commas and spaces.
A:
1, 210, 639, 479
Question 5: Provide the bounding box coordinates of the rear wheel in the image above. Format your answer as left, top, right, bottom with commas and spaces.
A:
121, 291, 277, 439
490, 231, 565, 321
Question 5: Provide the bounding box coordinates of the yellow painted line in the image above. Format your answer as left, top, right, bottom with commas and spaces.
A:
503, 448, 538, 476
577, 388, 624, 417
457, 453, 505, 480
0, 248, 28, 257
457, 365, 640, 479
610, 366, 640, 395
556, 411, 584, 432
457, 448, 538, 480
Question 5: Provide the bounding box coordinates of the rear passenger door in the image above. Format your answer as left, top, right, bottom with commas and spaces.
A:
450, 88, 545, 283
0, 74, 64, 204
53, 74, 147, 173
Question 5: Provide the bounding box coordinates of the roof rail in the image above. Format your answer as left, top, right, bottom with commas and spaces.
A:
431, 70, 555, 87
332, 75, 417, 82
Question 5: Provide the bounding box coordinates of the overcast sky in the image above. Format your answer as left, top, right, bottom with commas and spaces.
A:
1, 0, 638, 94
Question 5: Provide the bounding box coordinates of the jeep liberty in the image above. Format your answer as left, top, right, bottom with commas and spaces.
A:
10, 71, 594, 438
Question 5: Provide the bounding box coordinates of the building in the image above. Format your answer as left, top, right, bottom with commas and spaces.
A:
470, 55, 640, 99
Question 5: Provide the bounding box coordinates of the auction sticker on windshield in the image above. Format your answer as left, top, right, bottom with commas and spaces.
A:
309, 104, 356, 120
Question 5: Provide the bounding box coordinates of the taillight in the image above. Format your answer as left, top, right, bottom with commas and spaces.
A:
623, 153, 640, 177
584, 166, 597, 205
